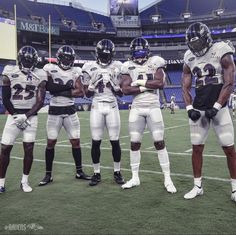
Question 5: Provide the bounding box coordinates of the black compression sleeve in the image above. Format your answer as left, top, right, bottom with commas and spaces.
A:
53, 90, 72, 97
2, 86, 15, 115
46, 81, 72, 94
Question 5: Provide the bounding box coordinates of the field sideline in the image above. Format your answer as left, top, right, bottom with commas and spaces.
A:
0, 109, 236, 235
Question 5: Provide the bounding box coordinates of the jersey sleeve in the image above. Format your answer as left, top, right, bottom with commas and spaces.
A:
43, 63, 53, 73
216, 41, 235, 60
150, 56, 166, 69
121, 61, 130, 75
81, 62, 92, 85
2, 65, 14, 76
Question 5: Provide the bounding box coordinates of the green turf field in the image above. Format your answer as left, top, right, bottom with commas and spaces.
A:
0, 109, 236, 235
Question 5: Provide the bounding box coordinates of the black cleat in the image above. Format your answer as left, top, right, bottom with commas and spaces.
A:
114, 171, 125, 185
75, 170, 91, 180
89, 173, 101, 186
38, 175, 53, 186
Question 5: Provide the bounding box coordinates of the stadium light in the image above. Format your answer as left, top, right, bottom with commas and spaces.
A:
151, 14, 161, 23
213, 8, 224, 16
181, 11, 192, 20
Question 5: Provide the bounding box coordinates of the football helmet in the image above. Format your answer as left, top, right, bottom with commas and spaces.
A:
186, 22, 213, 57
130, 37, 150, 64
95, 39, 115, 66
18, 46, 38, 72
56, 45, 75, 70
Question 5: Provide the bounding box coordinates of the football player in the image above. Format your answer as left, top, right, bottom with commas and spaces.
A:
0, 46, 47, 193
182, 22, 236, 201
120, 37, 176, 193
38, 45, 91, 186
82, 39, 124, 186
170, 93, 176, 114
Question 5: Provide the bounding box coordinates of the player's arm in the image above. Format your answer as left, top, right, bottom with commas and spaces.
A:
46, 73, 72, 94
121, 74, 145, 95
182, 63, 201, 121
134, 67, 165, 90
25, 81, 47, 118
205, 54, 235, 119
217, 54, 236, 106
1, 75, 15, 115
181, 64, 193, 106
53, 76, 85, 98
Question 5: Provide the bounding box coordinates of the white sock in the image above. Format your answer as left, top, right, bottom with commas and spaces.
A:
21, 174, 29, 184
130, 150, 141, 179
231, 178, 236, 192
114, 162, 120, 172
157, 148, 170, 179
0, 178, 5, 187
194, 177, 202, 188
93, 163, 100, 174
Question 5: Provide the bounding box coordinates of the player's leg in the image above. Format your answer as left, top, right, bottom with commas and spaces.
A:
106, 104, 124, 184
0, 115, 21, 193
89, 105, 105, 186
122, 108, 145, 189
213, 107, 236, 201
147, 107, 176, 193
64, 113, 91, 180
21, 115, 38, 192
39, 114, 62, 186
184, 112, 209, 199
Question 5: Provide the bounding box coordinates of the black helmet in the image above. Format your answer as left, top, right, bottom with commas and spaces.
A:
186, 22, 213, 57
18, 46, 38, 72
95, 39, 115, 66
130, 37, 150, 64
56, 45, 75, 70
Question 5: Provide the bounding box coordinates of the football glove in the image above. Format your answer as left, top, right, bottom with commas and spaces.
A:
109, 77, 120, 92
88, 77, 103, 92
187, 109, 201, 121
13, 114, 27, 126
139, 86, 152, 93
205, 108, 218, 119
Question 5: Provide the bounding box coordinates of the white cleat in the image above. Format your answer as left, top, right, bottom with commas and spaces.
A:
164, 180, 177, 193
20, 182, 33, 193
121, 178, 140, 189
184, 185, 203, 199
231, 191, 236, 202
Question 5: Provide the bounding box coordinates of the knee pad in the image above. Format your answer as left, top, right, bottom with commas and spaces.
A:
218, 132, 234, 146
130, 132, 142, 143
152, 130, 164, 142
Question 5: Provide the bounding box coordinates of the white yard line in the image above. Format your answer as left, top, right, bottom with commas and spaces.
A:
184, 148, 192, 153
11, 156, 230, 182
14, 141, 226, 158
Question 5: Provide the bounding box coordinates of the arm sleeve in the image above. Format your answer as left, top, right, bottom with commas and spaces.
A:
2, 86, 15, 115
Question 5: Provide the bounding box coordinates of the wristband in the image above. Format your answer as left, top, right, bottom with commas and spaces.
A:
213, 102, 222, 110
186, 105, 193, 111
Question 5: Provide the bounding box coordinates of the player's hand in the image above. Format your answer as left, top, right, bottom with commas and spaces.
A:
109, 77, 120, 92
13, 114, 27, 126
139, 86, 152, 93
17, 119, 31, 130
205, 108, 218, 119
131, 80, 147, 87
88, 77, 103, 92
187, 109, 201, 121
